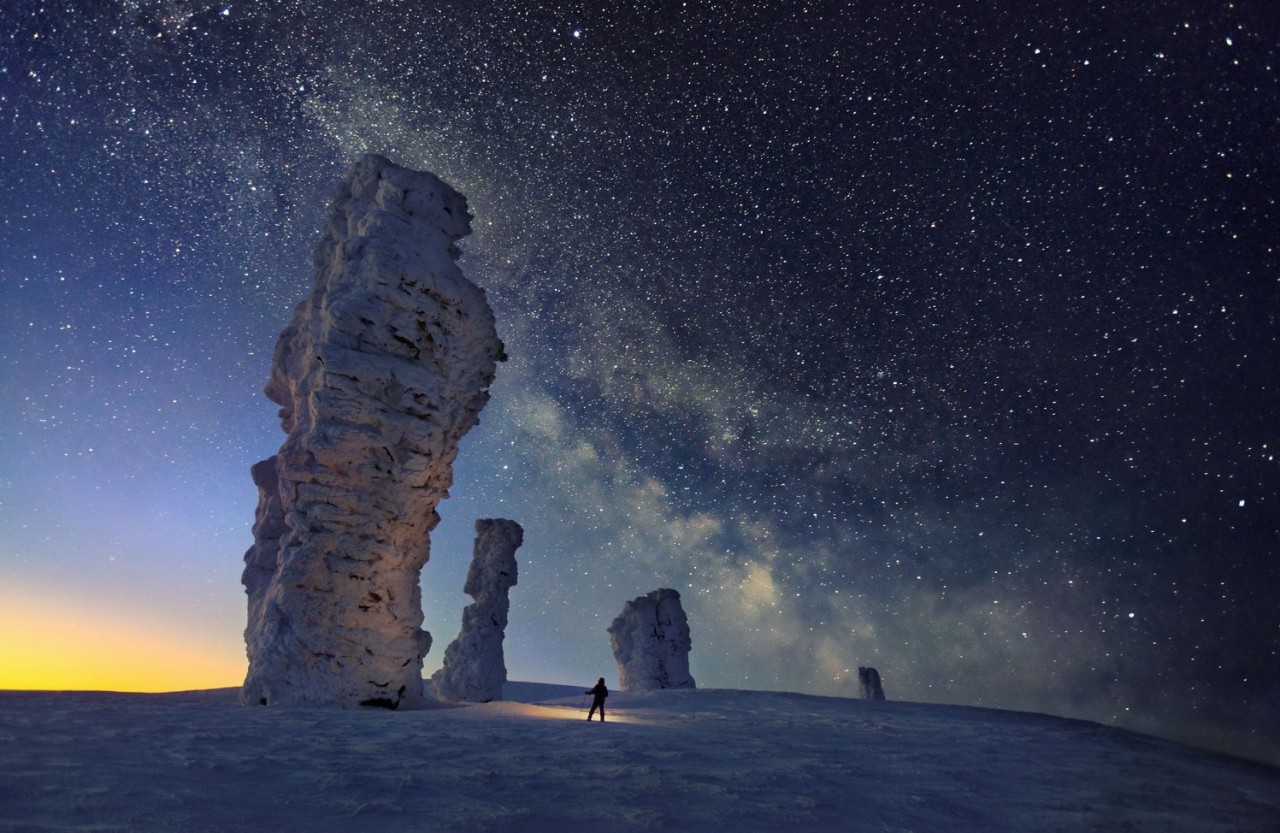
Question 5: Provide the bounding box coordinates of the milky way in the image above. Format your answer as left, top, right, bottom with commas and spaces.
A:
1, 1, 1276, 762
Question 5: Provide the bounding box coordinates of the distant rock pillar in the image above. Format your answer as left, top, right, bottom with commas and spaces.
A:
431, 519, 524, 702
608, 588, 696, 692
240, 155, 505, 709
858, 666, 885, 700
241, 457, 285, 652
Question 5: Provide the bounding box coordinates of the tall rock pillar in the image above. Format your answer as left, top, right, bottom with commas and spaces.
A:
431, 518, 524, 702
241, 155, 505, 708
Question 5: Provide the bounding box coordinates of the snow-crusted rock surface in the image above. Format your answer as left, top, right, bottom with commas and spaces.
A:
241, 457, 285, 640
608, 588, 695, 691
859, 665, 886, 700
241, 155, 505, 709
430, 518, 523, 702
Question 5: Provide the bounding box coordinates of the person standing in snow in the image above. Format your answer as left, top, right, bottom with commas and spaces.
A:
585, 677, 608, 722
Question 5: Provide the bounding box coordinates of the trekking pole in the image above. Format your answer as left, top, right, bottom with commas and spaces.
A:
578, 693, 588, 716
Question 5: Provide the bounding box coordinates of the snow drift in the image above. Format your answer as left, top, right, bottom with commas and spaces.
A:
1, 686, 1276, 832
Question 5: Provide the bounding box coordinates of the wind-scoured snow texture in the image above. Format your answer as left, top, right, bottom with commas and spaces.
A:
5, 687, 1280, 832
241, 154, 505, 710
430, 518, 524, 702
609, 588, 696, 691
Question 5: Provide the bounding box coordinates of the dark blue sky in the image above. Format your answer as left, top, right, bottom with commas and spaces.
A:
1, 1, 1276, 763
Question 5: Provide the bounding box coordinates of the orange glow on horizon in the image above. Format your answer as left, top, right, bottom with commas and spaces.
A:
0, 594, 246, 693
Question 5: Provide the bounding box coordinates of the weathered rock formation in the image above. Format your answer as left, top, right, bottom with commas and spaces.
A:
430, 518, 524, 702
608, 588, 695, 692
241, 457, 285, 646
858, 666, 885, 700
241, 154, 505, 709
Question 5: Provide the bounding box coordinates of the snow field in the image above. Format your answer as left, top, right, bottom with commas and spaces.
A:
1, 685, 1276, 832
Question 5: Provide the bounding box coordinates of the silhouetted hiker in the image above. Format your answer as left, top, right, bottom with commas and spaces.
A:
586, 677, 608, 721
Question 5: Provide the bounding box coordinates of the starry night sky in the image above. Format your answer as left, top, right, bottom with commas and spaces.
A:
1, 2, 1277, 762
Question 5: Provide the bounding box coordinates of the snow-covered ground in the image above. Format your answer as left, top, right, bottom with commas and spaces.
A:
2, 683, 1276, 832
